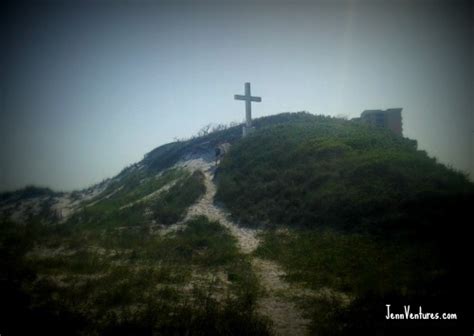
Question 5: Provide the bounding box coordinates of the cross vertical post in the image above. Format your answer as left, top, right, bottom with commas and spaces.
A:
244, 82, 252, 128
234, 82, 262, 137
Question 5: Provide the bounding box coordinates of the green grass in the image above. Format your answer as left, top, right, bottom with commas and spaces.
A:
255, 223, 472, 335
256, 228, 439, 296
83, 167, 185, 213
214, 113, 473, 334
159, 215, 240, 267
153, 170, 206, 224
67, 168, 205, 232
216, 114, 472, 230
1, 215, 272, 335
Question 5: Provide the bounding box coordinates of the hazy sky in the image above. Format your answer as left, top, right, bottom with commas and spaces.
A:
1, 0, 472, 191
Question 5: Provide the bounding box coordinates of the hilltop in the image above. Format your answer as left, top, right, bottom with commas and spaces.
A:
3, 112, 471, 228
0, 113, 332, 224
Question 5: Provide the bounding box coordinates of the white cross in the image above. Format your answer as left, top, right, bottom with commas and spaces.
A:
234, 82, 261, 129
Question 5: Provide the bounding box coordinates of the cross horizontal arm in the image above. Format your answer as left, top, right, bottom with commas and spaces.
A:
234, 95, 262, 102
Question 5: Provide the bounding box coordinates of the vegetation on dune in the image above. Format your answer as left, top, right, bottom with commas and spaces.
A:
216, 113, 472, 230
2, 112, 472, 335
153, 170, 206, 224
71, 168, 205, 230
83, 168, 185, 211
0, 185, 59, 202
255, 225, 472, 335
143, 125, 242, 174
0, 216, 271, 335
215, 112, 473, 335
0, 163, 272, 334
140, 113, 321, 175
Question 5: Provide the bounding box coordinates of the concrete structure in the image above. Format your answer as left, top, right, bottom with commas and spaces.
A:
357, 108, 403, 136
234, 82, 261, 137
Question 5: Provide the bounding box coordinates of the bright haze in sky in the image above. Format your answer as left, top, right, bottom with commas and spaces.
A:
1, 0, 472, 191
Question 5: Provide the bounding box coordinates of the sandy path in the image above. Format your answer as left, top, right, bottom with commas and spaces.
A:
183, 163, 310, 336
252, 258, 312, 336
184, 170, 260, 253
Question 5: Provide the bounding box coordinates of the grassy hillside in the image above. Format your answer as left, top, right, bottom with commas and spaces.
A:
0, 163, 274, 335
216, 113, 471, 231
215, 113, 474, 335
74, 168, 206, 230
1, 215, 271, 335
0, 164, 274, 334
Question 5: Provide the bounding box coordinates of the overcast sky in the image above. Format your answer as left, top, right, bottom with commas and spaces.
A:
1, 0, 472, 191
